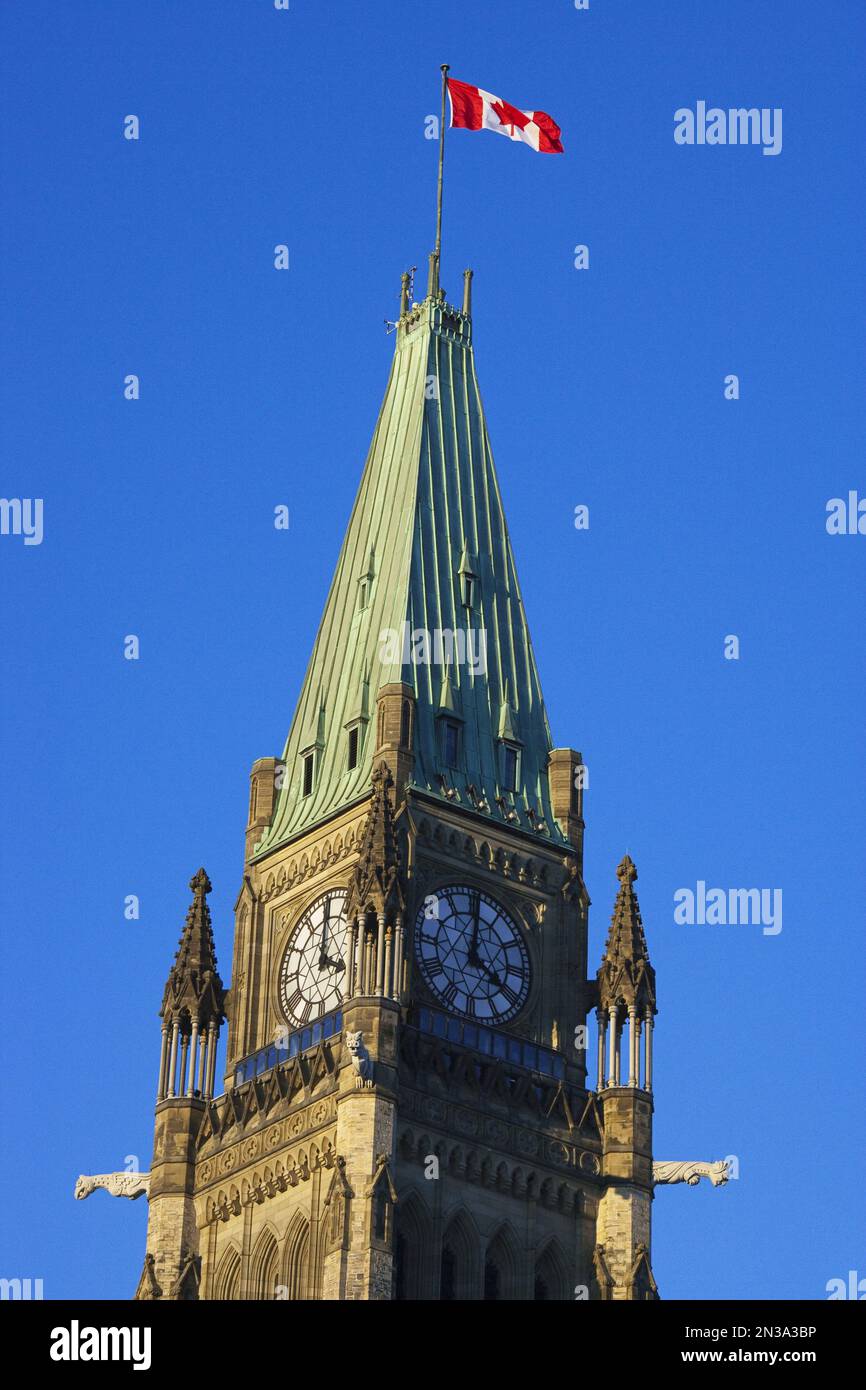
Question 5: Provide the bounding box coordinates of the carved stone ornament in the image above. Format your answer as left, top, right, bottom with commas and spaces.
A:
652, 1160, 729, 1187
346, 1030, 374, 1088
74, 1172, 151, 1201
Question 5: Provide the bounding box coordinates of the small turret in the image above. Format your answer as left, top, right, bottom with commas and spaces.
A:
596, 855, 656, 1090
594, 856, 658, 1300
344, 764, 406, 1001
137, 870, 226, 1301
157, 868, 226, 1101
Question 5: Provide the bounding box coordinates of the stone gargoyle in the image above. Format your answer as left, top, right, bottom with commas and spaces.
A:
652, 1160, 729, 1187
74, 1172, 151, 1201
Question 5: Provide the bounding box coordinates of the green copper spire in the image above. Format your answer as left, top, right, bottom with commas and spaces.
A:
255, 276, 565, 856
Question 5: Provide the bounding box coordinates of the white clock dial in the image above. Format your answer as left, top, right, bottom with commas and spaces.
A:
278, 889, 349, 1027
414, 885, 531, 1023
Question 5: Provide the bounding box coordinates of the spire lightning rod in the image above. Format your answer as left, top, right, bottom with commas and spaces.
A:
429, 63, 450, 298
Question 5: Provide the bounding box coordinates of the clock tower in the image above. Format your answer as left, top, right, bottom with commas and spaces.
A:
136, 266, 664, 1301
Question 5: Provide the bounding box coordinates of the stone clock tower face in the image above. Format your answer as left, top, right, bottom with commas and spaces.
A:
414, 885, 531, 1024
278, 888, 349, 1027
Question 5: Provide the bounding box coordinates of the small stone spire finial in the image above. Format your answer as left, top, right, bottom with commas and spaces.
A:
597, 855, 655, 1015
161, 868, 225, 1026
345, 762, 404, 921
189, 867, 212, 896
616, 854, 637, 886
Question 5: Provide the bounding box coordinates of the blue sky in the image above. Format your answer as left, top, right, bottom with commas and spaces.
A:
1, 0, 863, 1301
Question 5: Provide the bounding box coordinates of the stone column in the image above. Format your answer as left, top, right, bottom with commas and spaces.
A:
205, 1022, 218, 1098
178, 1032, 190, 1097
356, 929, 364, 997
186, 1021, 200, 1097
358, 923, 368, 998
392, 917, 404, 1002
627, 1006, 638, 1087
596, 1009, 605, 1092
156, 1026, 169, 1102
166, 1020, 179, 1098
383, 925, 393, 998
376, 913, 387, 995
607, 1006, 617, 1088
346, 920, 359, 999
643, 1011, 653, 1093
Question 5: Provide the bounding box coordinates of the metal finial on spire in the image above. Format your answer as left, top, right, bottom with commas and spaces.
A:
462, 268, 473, 316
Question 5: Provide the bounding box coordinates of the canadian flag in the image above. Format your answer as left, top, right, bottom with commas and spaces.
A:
447, 77, 563, 154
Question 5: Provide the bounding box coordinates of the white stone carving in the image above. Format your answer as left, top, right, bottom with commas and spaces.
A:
346, 1030, 374, 1088
652, 1160, 729, 1187
74, 1172, 151, 1201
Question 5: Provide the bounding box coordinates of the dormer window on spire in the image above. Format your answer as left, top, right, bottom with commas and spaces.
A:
345, 714, 368, 771
441, 720, 460, 767
357, 547, 376, 613
458, 540, 478, 610
501, 742, 521, 793
301, 751, 315, 797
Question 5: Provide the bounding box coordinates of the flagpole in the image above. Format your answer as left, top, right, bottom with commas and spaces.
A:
428, 63, 450, 298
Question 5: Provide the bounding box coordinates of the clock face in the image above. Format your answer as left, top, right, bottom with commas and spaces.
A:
414, 885, 531, 1024
278, 889, 349, 1028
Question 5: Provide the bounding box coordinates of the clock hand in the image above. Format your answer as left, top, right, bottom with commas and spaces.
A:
465, 929, 504, 988
318, 950, 345, 972
475, 955, 503, 989
466, 897, 502, 985
318, 897, 332, 968
467, 895, 482, 965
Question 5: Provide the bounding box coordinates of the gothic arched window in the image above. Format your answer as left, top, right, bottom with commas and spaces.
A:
394, 1192, 432, 1300
372, 1185, 390, 1242
484, 1225, 520, 1301
440, 1210, 480, 1300
282, 1214, 310, 1300
250, 1230, 279, 1300
534, 1239, 570, 1301
213, 1246, 241, 1300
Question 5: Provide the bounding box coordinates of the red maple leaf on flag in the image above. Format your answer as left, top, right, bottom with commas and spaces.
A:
490, 98, 532, 134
